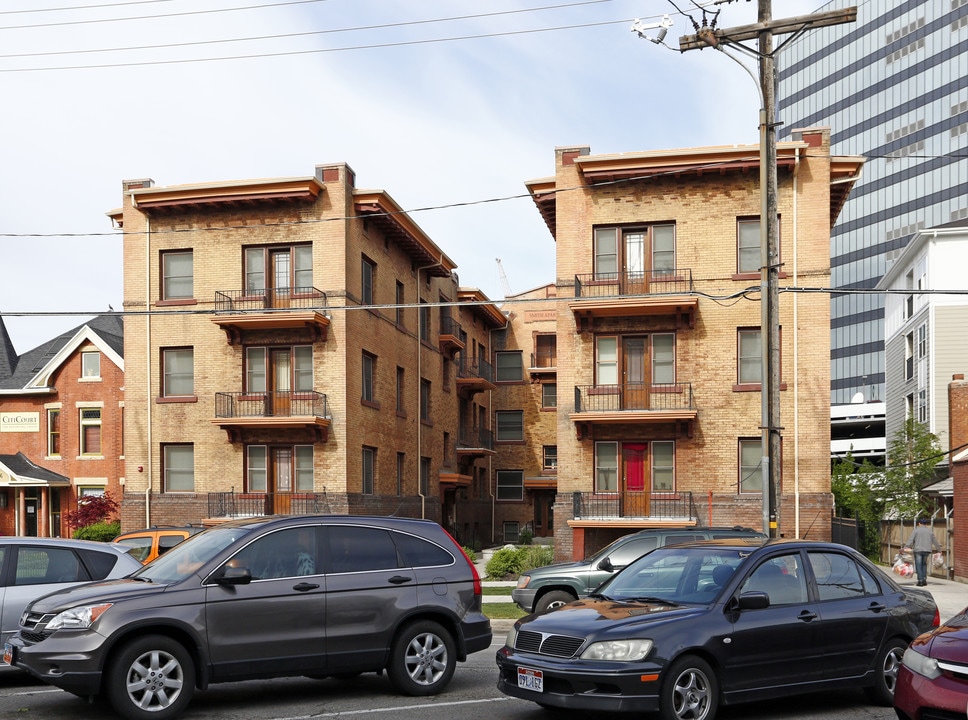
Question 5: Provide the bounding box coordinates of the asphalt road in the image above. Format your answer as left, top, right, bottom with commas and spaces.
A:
0, 634, 909, 720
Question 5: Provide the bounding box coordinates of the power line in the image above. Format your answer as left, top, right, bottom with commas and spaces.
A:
0, 17, 637, 72
0, 0, 174, 16
0, 1, 613, 60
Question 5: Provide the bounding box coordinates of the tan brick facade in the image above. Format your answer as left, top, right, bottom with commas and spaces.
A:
523, 131, 858, 560
117, 166, 504, 547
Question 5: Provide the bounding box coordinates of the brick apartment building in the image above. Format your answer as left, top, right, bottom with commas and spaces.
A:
524, 128, 864, 560
0, 315, 124, 536
110, 165, 504, 548
491, 283, 558, 542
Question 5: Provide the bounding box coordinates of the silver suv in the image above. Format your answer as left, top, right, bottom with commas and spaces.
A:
512, 525, 766, 613
4, 515, 491, 720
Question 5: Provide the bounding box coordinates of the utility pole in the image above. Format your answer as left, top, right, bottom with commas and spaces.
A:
679, 2, 856, 538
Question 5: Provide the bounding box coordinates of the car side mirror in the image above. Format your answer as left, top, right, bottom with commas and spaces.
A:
215, 566, 252, 586
737, 591, 770, 610
597, 557, 614, 572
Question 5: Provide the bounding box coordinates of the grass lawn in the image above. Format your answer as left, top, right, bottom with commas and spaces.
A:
481, 585, 515, 596
484, 602, 526, 620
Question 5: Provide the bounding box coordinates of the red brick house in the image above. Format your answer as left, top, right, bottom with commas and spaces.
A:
0, 315, 124, 536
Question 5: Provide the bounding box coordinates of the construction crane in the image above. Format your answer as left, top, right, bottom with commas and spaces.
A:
495, 258, 512, 298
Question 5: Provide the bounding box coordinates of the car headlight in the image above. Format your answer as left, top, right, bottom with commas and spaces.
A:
46, 603, 113, 632
901, 646, 940, 680
516, 575, 530, 589
505, 625, 518, 648
581, 639, 653, 661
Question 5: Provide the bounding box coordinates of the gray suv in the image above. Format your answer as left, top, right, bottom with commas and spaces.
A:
512, 525, 766, 613
4, 515, 491, 720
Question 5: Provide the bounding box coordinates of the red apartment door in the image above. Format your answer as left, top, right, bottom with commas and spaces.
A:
623, 230, 650, 295
268, 349, 292, 417
270, 248, 292, 308
621, 443, 650, 517
271, 447, 293, 514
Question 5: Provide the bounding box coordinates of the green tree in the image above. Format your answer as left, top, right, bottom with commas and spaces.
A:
883, 418, 943, 519
831, 453, 883, 558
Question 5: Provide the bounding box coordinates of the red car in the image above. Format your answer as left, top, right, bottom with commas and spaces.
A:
894, 609, 968, 720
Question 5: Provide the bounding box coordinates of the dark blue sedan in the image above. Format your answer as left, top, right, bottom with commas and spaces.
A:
496, 538, 939, 720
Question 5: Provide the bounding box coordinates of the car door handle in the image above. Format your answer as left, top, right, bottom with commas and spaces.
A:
797, 610, 818, 622
388, 575, 413, 585
293, 582, 319, 592
867, 602, 886, 613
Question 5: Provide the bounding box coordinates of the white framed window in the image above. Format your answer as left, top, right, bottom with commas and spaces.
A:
652, 441, 675, 492
163, 444, 194, 492
295, 446, 313, 492
162, 348, 194, 397
541, 383, 557, 409
247, 445, 267, 492
495, 351, 523, 382
595, 441, 618, 492
596, 337, 618, 385
496, 470, 524, 501
81, 352, 100, 379
738, 329, 762, 384
162, 250, 193, 300
496, 411, 523, 441
739, 438, 762, 494
652, 334, 675, 384
79, 408, 102, 456
543, 445, 558, 471
361, 255, 375, 305
47, 409, 61, 457
362, 352, 376, 403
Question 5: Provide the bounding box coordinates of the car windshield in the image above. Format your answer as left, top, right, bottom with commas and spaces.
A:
597, 547, 750, 605
131, 526, 256, 584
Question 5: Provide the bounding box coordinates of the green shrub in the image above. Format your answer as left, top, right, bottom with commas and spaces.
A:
519, 528, 534, 545
520, 544, 554, 572
462, 546, 477, 563
485, 546, 523, 579
73, 520, 121, 543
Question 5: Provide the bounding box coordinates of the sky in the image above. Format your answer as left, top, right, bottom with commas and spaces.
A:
0, 0, 825, 355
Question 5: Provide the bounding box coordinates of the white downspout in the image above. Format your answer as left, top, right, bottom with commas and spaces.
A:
144, 213, 152, 528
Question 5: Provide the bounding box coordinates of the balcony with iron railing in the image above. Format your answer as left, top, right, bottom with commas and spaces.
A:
571, 382, 697, 439
439, 315, 465, 356
212, 287, 330, 344
212, 390, 332, 442
529, 349, 557, 375
455, 426, 495, 457
571, 269, 697, 330
572, 490, 699, 523
207, 490, 330, 519
456, 356, 496, 395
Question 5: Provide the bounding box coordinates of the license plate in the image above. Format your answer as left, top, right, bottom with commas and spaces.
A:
3, 643, 15, 665
517, 666, 543, 692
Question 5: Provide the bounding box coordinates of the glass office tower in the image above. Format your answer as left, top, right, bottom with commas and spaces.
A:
777, 0, 968, 405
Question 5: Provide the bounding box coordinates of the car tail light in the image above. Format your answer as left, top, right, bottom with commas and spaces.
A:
446, 531, 482, 596
932, 607, 940, 628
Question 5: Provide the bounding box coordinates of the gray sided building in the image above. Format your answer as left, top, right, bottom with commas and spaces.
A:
777, 0, 968, 406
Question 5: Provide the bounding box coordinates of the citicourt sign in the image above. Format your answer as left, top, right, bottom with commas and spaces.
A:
0, 412, 40, 433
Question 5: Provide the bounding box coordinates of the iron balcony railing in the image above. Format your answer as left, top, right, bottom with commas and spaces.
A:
456, 426, 494, 452
214, 287, 328, 313
573, 383, 694, 413
440, 315, 463, 339
457, 356, 495, 384
207, 491, 329, 519
573, 491, 699, 521
574, 268, 693, 298
214, 390, 330, 419
530, 349, 557, 368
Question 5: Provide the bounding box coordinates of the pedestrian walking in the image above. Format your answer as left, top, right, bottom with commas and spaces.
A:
905, 517, 941, 586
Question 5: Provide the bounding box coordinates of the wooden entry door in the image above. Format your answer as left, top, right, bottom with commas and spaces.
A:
623, 230, 650, 295
271, 447, 293, 514
270, 249, 292, 308
268, 349, 291, 416
621, 443, 650, 517
622, 337, 650, 410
